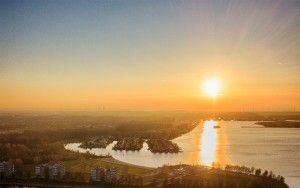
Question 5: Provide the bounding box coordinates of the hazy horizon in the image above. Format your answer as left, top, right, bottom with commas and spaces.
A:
1, 0, 299, 111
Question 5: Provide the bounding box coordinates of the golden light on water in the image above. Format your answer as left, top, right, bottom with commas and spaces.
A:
202, 79, 221, 98
200, 120, 218, 166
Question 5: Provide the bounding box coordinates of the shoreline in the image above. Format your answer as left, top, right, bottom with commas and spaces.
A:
255, 120, 300, 128
63, 121, 299, 188
100, 156, 154, 170
1, 164, 290, 188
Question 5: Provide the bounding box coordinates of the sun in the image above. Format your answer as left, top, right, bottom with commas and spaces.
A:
202, 79, 221, 98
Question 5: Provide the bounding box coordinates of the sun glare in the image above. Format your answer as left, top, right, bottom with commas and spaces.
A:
200, 120, 217, 166
203, 79, 220, 98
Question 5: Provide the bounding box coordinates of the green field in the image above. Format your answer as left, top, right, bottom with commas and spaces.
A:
64, 157, 152, 175
61, 157, 153, 183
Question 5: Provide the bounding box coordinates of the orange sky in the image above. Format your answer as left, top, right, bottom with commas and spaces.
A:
0, 1, 299, 111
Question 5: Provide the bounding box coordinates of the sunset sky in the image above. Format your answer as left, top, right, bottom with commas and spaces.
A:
0, 0, 299, 111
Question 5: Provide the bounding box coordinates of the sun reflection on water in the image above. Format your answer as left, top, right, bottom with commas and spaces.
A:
200, 120, 218, 166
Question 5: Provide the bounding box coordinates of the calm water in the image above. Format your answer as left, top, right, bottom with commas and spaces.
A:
65, 121, 300, 188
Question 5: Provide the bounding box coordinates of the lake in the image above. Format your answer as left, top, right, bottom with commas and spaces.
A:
65, 120, 300, 188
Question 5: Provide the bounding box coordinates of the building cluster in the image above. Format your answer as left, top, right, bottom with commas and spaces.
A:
0, 161, 14, 177
35, 163, 65, 180
1, 160, 121, 184
91, 167, 120, 183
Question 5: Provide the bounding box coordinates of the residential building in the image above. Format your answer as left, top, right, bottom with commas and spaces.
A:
91, 167, 120, 183
35, 164, 48, 178
0, 161, 14, 176
49, 163, 65, 180
91, 167, 106, 181
105, 167, 120, 183
35, 163, 65, 179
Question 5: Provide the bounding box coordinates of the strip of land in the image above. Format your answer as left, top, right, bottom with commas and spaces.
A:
256, 120, 300, 128
1, 164, 289, 188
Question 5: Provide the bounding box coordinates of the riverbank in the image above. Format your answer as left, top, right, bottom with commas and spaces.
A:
64, 121, 299, 187
255, 120, 300, 128
1, 164, 289, 188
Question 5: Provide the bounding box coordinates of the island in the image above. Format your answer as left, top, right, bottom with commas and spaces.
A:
146, 139, 180, 153
80, 136, 115, 149
112, 137, 144, 151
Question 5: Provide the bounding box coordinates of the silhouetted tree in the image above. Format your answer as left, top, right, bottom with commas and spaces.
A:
255, 168, 261, 176
279, 176, 285, 184
262, 170, 268, 177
